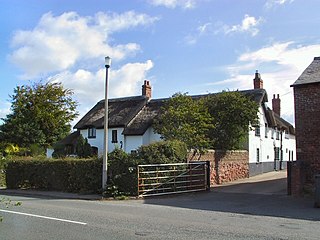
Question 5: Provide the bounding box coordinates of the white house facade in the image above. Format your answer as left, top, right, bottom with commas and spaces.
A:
68, 75, 296, 176
248, 105, 296, 176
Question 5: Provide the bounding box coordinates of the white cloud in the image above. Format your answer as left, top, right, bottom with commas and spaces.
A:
8, 11, 158, 127
0, 101, 11, 123
9, 11, 158, 79
184, 22, 212, 45
222, 14, 263, 37
49, 60, 154, 124
148, 0, 196, 9
265, 0, 294, 9
218, 42, 320, 123
187, 15, 262, 45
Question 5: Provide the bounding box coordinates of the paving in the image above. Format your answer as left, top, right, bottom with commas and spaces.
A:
0, 170, 288, 200
212, 170, 288, 195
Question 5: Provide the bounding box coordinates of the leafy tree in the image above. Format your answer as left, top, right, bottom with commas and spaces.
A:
205, 91, 259, 150
0, 82, 78, 148
153, 93, 213, 152
154, 91, 259, 151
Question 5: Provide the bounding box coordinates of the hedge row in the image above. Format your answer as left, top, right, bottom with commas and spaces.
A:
6, 159, 102, 193
5, 140, 188, 195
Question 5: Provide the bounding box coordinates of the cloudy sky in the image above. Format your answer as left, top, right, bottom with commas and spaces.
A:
1, 0, 319, 126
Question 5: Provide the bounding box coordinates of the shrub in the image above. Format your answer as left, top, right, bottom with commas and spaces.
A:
134, 140, 188, 165
76, 135, 93, 158
52, 143, 66, 158
29, 144, 45, 157
5, 158, 102, 193
104, 141, 188, 197
0, 154, 5, 188
105, 148, 137, 197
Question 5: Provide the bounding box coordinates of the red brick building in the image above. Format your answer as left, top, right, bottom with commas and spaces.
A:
290, 57, 320, 195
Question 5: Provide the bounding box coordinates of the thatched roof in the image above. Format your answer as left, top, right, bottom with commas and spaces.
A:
74, 88, 294, 136
74, 96, 148, 129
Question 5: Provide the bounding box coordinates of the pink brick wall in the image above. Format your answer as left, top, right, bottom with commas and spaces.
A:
188, 150, 249, 185
292, 83, 320, 195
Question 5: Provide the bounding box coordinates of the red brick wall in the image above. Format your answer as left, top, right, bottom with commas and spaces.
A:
188, 150, 249, 185
292, 83, 320, 195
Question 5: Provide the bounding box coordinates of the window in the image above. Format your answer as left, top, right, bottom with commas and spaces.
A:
88, 127, 96, 138
256, 148, 260, 163
274, 147, 280, 160
285, 130, 289, 139
255, 125, 260, 136
289, 150, 291, 161
265, 123, 268, 138
276, 129, 280, 140
111, 130, 118, 143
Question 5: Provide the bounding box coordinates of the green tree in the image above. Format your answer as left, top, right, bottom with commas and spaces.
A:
205, 91, 259, 150
154, 91, 259, 151
0, 82, 78, 148
153, 93, 213, 152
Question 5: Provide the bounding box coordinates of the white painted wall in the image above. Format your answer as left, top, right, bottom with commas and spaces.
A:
142, 127, 161, 145
248, 106, 296, 164
125, 135, 143, 153
80, 127, 125, 156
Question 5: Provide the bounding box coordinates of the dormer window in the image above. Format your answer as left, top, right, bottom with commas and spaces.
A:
88, 127, 96, 138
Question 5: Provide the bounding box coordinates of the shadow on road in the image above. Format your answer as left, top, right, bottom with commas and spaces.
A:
143, 178, 320, 222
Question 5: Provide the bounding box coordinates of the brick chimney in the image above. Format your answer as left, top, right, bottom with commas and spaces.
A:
272, 94, 281, 116
142, 80, 151, 99
253, 70, 263, 89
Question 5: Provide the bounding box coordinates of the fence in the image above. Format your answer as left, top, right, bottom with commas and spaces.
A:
138, 162, 210, 197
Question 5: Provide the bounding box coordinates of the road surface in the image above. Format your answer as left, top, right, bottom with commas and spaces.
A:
0, 172, 319, 239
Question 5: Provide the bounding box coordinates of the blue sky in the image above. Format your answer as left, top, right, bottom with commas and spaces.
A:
1, 0, 320, 126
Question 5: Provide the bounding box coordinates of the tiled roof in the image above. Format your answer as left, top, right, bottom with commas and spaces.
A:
291, 57, 320, 86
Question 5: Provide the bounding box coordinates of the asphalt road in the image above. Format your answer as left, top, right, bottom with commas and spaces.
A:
1, 173, 319, 240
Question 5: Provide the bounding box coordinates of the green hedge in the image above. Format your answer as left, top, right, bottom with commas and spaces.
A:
5, 159, 102, 193
5, 140, 188, 196
134, 140, 188, 165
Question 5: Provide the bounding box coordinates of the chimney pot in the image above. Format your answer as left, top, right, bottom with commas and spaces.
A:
272, 94, 281, 116
142, 80, 152, 99
253, 71, 263, 89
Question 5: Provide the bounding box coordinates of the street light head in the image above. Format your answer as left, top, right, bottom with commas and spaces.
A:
105, 56, 111, 68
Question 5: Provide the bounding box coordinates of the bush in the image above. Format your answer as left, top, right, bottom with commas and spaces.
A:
104, 141, 188, 197
105, 148, 137, 197
134, 140, 188, 165
0, 154, 7, 187
76, 135, 93, 158
5, 140, 188, 196
5, 158, 102, 193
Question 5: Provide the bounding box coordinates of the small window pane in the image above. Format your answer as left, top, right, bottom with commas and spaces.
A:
112, 130, 118, 143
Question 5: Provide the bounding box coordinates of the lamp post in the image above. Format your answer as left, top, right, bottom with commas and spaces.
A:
102, 56, 111, 190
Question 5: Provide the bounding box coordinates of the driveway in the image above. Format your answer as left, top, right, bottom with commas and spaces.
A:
212, 170, 287, 195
